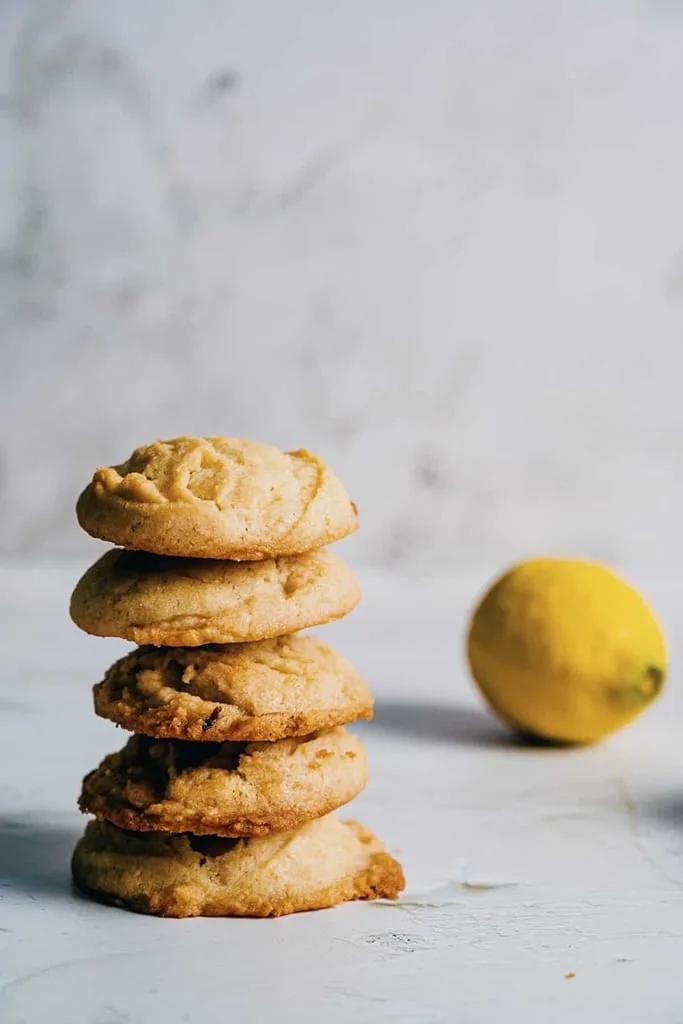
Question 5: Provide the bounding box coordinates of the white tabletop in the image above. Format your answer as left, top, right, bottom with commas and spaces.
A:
1, 562, 683, 1023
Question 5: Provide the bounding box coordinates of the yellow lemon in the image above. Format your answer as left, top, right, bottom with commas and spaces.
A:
467, 558, 666, 744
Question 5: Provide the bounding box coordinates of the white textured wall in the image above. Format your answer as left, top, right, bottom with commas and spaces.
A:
2, 0, 683, 572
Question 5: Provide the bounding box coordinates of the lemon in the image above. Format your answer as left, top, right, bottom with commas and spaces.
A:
467, 558, 666, 744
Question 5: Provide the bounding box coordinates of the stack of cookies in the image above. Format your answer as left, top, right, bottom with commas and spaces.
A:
69, 437, 404, 917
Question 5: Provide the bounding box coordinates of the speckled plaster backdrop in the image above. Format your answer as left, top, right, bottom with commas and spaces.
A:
2, 0, 683, 573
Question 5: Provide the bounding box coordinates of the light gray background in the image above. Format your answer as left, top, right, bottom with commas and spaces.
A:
2, 0, 682, 571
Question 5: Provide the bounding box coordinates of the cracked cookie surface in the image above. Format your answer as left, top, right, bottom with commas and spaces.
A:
76, 436, 358, 560
94, 636, 373, 741
72, 814, 405, 917
70, 548, 360, 645
79, 728, 368, 836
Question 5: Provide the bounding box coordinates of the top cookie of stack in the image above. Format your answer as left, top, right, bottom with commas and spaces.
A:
76, 435, 358, 561
70, 437, 361, 646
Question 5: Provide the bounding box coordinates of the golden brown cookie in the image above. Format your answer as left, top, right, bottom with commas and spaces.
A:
72, 814, 405, 917
76, 436, 358, 560
70, 548, 360, 646
79, 728, 368, 836
93, 636, 373, 741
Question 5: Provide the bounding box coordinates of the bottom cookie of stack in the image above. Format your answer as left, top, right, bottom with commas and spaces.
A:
72, 814, 405, 918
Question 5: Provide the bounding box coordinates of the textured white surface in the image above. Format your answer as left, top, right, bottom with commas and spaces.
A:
2, 562, 683, 1022
2, 1, 683, 570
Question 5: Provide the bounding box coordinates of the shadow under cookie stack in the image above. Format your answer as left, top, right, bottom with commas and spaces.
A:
69, 436, 404, 917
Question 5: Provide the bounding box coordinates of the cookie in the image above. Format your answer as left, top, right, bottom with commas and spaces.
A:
76, 436, 358, 560
70, 548, 360, 646
72, 814, 405, 917
93, 636, 373, 741
79, 728, 367, 836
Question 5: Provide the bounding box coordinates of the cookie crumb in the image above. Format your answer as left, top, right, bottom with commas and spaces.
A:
564, 972, 575, 980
